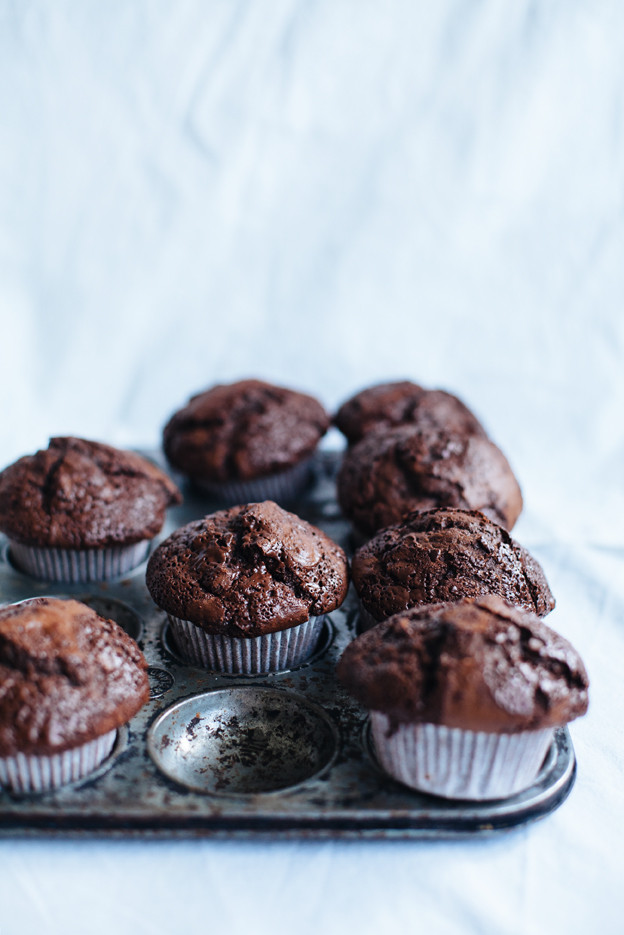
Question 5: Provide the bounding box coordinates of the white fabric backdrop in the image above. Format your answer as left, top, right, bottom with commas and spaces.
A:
0, 1, 623, 932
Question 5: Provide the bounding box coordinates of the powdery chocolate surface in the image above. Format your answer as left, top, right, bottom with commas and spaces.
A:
146, 500, 349, 637
353, 508, 554, 623
0, 598, 149, 756
337, 424, 523, 536
334, 381, 486, 445
337, 595, 589, 733
163, 379, 330, 482
0, 437, 182, 549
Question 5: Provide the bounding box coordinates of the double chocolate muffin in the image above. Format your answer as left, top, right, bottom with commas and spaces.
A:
0, 437, 181, 582
162, 380, 330, 503
147, 500, 348, 672
353, 508, 554, 626
338, 596, 589, 799
337, 424, 523, 537
335, 381, 486, 445
0, 597, 150, 793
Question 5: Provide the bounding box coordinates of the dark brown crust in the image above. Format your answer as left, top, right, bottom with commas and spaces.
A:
0, 598, 149, 756
337, 424, 523, 536
162, 380, 330, 482
334, 381, 487, 445
0, 438, 182, 548
337, 595, 589, 733
146, 501, 349, 637
353, 508, 554, 622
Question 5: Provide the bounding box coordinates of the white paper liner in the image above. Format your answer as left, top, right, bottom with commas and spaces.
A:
0, 730, 117, 795
370, 714, 554, 800
192, 457, 313, 505
168, 614, 325, 673
9, 540, 151, 582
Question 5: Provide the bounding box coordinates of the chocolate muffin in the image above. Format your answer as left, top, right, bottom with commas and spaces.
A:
162, 379, 330, 503
335, 381, 487, 445
147, 500, 348, 672
337, 596, 589, 799
337, 424, 523, 537
353, 508, 554, 626
0, 437, 181, 582
0, 597, 149, 793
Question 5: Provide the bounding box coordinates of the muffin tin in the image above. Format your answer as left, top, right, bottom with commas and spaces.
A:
0, 452, 576, 839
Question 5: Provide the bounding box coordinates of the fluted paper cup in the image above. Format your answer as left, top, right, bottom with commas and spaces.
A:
168, 614, 325, 674
192, 458, 313, 506
10, 540, 151, 583
0, 730, 117, 795
370, 713, 553, 800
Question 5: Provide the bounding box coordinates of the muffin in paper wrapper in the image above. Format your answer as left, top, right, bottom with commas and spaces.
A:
0, 729, 117, 795
192, 458, 313, 506
168, 614, 325, 674
9, 540, 151, 583
370, 712, 554, 801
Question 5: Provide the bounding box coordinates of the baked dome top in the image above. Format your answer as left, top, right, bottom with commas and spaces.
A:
146, 500, 349, 637
337, 424, 523, 536
353, 508, 554, 622
163, 379, 329, 482
335, 381, 486, 445
0, 437, 181, 548
337, 595, 588, 733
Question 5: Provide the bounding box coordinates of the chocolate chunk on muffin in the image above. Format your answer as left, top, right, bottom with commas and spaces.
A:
353, 508, 554, 626
0, 597, 149, 792
335, 381, 487, 445
337, 424, 523, 537
0, 437, 182, 581
147, 500, 348, 672
337, 595, 588, 799
162, 379, 330, 503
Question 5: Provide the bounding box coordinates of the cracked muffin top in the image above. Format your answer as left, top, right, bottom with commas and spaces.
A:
146, 500, 349, 637
162, 379, 330, 482
0, 437, 181, 549
353, 508, 554, 623
335, 381, 486, 445
337, 595, 589, 733
0, 597, 149, 756
337, 424, 523, 536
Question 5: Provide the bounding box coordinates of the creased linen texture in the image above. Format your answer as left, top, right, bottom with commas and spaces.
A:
0, 1, 622, 933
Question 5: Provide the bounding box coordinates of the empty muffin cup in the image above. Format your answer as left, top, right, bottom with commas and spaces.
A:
148, 686, 338, 795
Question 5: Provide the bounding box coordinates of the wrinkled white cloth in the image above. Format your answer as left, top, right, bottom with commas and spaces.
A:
0, 2, 623, 933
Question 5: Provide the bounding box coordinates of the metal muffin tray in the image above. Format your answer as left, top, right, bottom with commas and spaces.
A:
0, 452, 576, 839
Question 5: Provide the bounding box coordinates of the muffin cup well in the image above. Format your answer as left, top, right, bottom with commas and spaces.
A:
0, 730, 117, 795
167, 614, 325, 674
370, 713, 554, 801
9, 540, 151, 583
192, 458, 313, 506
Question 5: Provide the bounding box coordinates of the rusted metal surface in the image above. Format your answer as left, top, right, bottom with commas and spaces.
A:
0, 453, 576, 838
